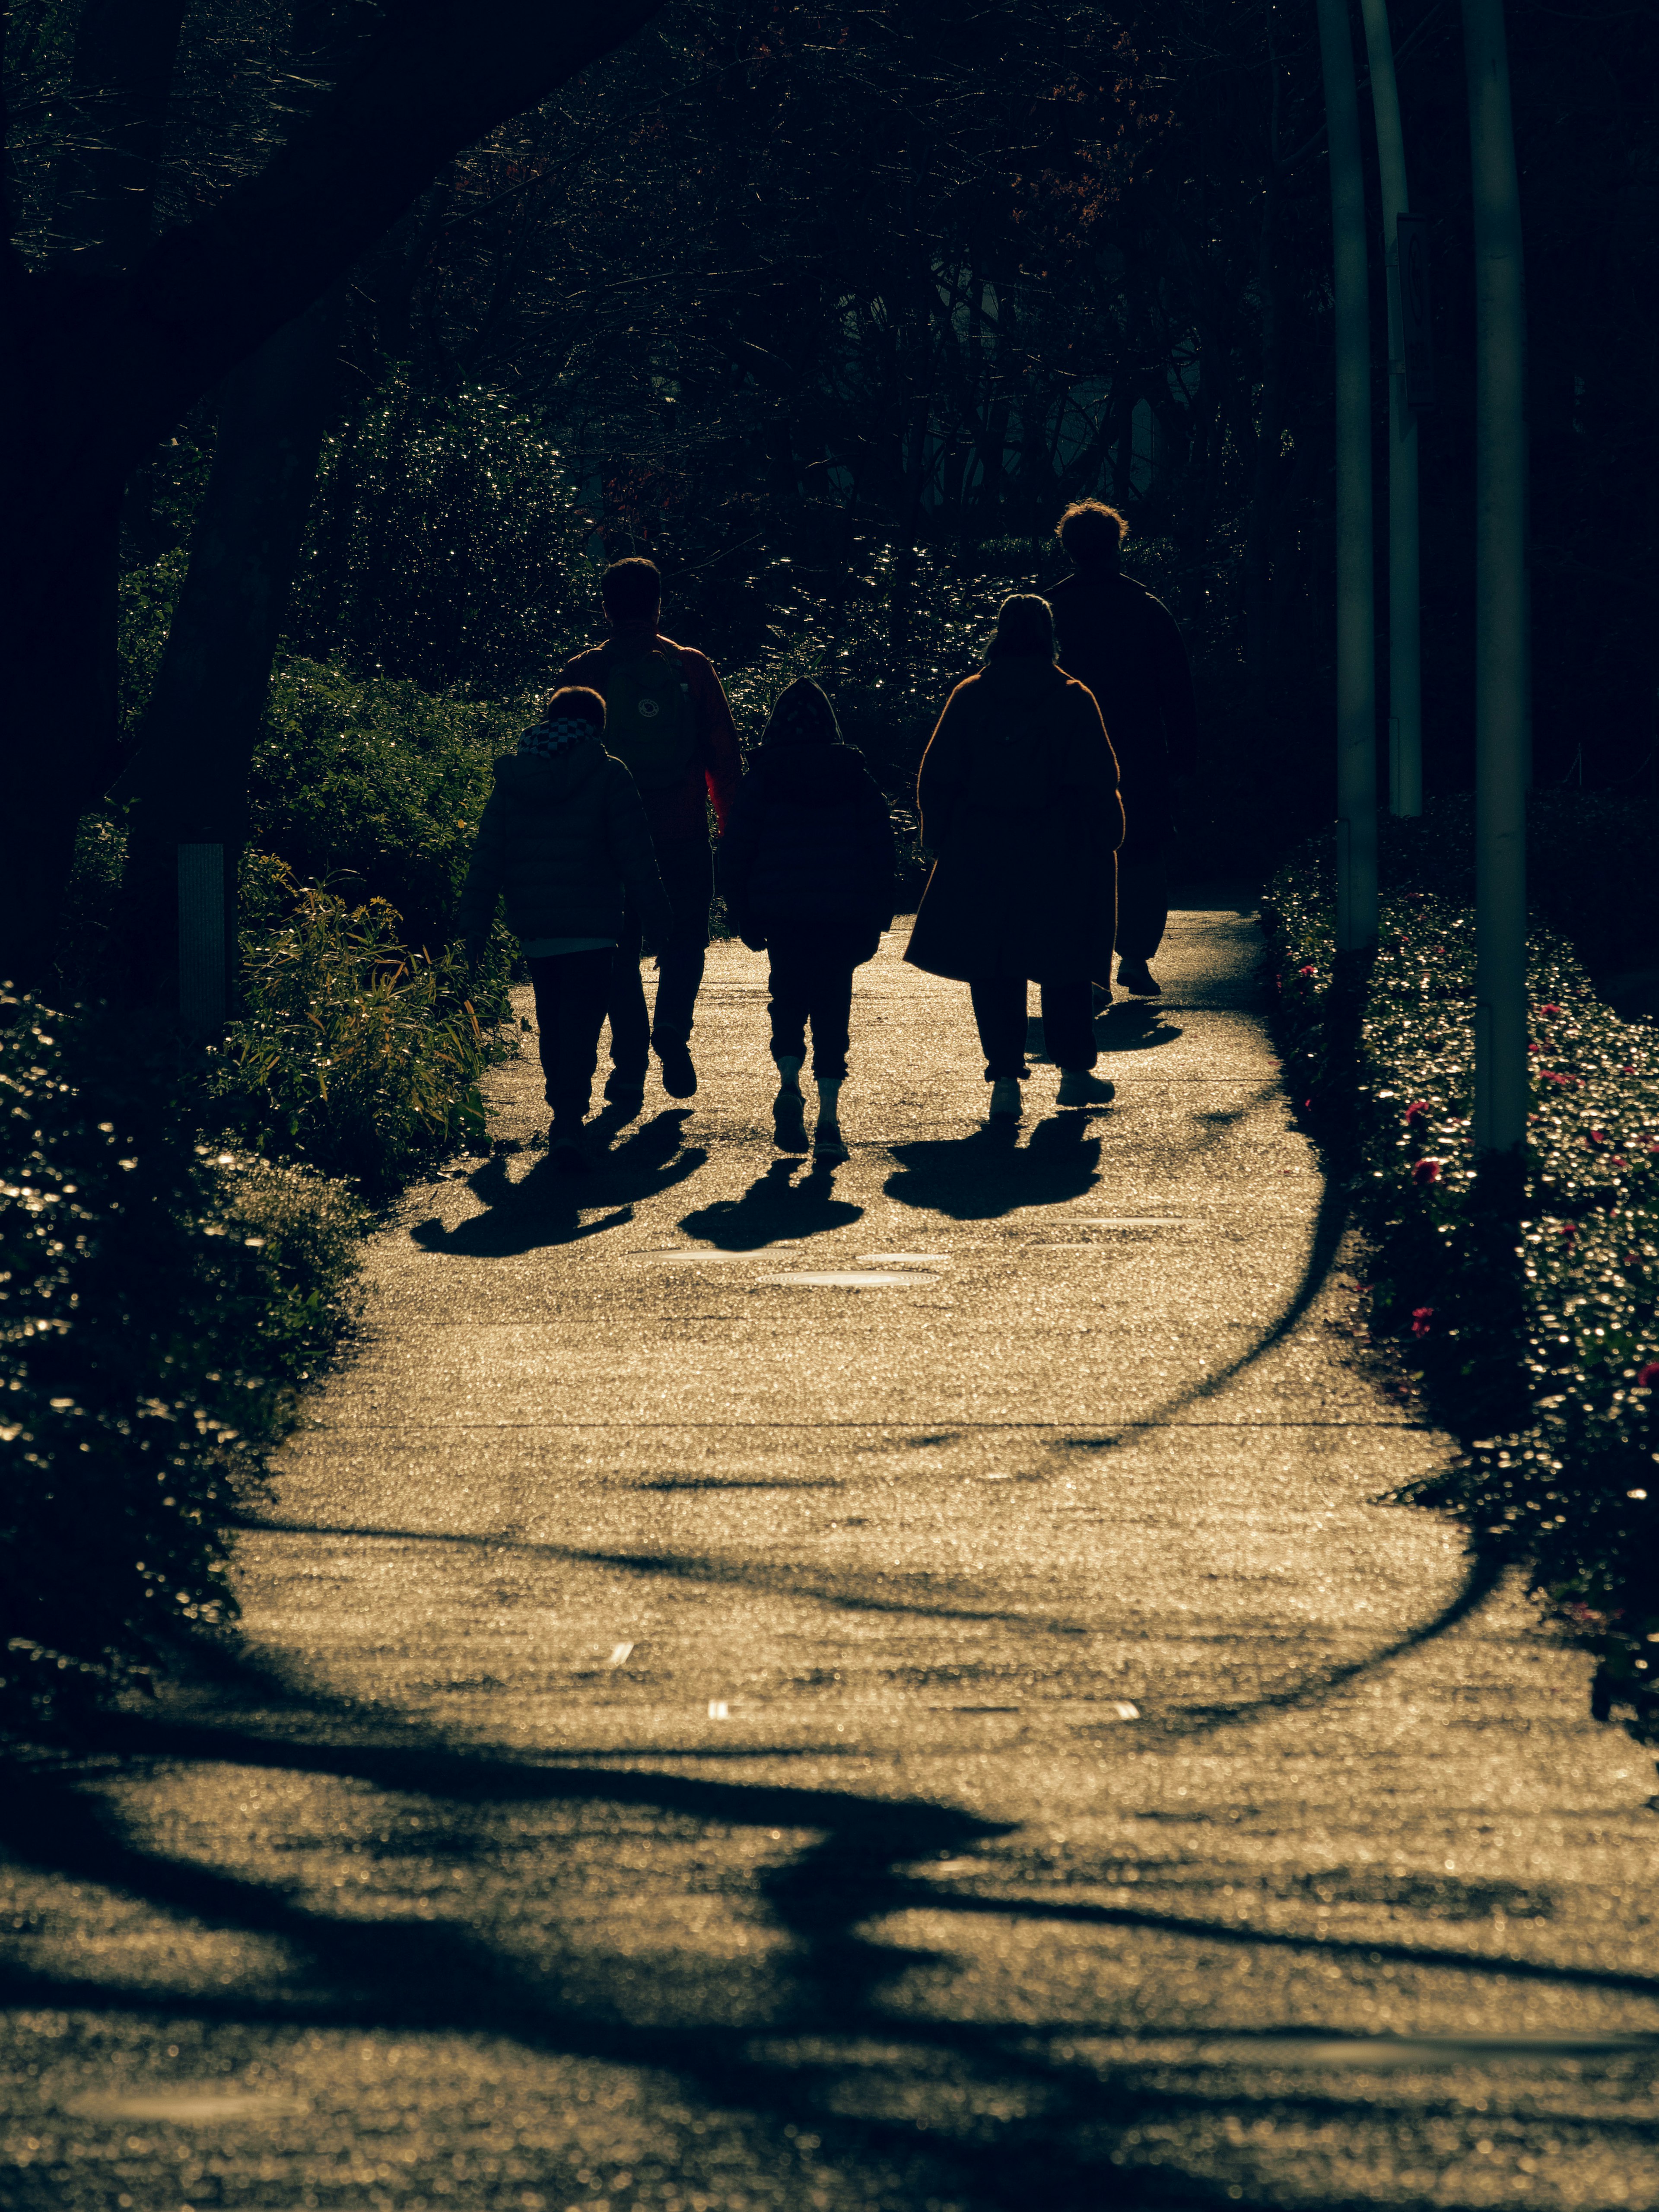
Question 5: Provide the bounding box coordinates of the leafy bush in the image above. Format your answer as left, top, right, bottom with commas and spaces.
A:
251, 653, 525, 958
212, 864, 505, 1196
0, 993, 365, 1725
1264, 846, 1659, 1748
290, 372, 595, 694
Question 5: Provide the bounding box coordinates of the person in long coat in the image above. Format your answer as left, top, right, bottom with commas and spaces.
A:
904, 594, 1124, 1119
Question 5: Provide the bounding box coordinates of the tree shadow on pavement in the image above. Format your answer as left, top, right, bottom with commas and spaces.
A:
678, 1158, 863, 1249
409, 1110, 705, 1258
884, 1115, 1102, 1220
4, 1662, 1653, 2212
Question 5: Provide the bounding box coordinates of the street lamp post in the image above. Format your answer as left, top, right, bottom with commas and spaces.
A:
1463, 0, 1529, 1161
1358, 0, 1424, 820
1318, 0, 1377, 954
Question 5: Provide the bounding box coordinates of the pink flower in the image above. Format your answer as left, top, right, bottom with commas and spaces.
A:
1411, 1157, 1443, 1185
1637, 1363, 1659, 1390
1298, 963, 1318, 978
1410, 1307, 1434, 1338
1404, 1100, 1432, 1127
1540, 1003, 1563, 1015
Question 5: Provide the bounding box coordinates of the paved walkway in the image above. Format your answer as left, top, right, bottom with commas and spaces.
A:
4, 905, 1657, 2212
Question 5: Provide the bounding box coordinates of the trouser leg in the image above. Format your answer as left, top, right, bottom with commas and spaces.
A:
768, 937, 811, 1066
808, 957, 855, 1081
1039, 976, 1097, 1071
531, 948, 615, 1124
649, 837, 714, 1051
606, 893, 651, 1081
969, 975, 1028, 1081
1116, 840, 1169, 964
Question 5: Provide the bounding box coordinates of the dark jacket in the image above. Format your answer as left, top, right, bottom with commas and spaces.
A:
903, 658, 1122, 983
1047, 567, 1197, 847
455, 736, 672, 953
557, 623, 742, 846
718, 739, 896, 961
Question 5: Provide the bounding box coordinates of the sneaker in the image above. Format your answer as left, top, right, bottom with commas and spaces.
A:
1117, 957, 1161, 996
604, 1069, 646, 1118
657, 1040, 698, 1098
813, 1118, 849, 1163
548, 1125, 589, 1173
987, 1077, 1023, 1119
1056, 1069, 1116, 1108
773, 1086, 808, 1152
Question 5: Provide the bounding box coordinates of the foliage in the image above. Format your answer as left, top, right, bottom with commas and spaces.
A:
0, 992, 365, 1726
290, 372, 597, 695
251, 652, 526, 959
1264, 845, 1659, 1748
211, 864, 507, 1197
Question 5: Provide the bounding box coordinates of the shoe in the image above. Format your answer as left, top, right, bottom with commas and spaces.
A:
548, 1125, 589, 1173
1117, 957, 1161, 996
1056, 1069, 1116, 1108
987, 1077, 1023, 1119
604, 1070, 646, 1118
657, 1040, 697, 1098
813, 1119, 849, 1163
773, 1086, 808, 1152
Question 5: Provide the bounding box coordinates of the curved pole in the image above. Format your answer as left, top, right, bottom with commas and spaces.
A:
1318, 0, 1377, 952
1463, 0, 1529, 1161
1359, 0, 1423, 819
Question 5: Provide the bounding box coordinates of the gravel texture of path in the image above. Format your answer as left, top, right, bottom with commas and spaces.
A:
4, 900, 1657, 2212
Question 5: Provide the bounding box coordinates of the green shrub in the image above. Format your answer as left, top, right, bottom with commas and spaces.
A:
211, 865, 507, 1195
251, 652, 525, 958
1264, 848, 1659, 1748
0, 993, 365, 1725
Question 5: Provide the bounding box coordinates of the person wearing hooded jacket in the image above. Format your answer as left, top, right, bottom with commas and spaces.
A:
904, 594, 1122, 1120
718, 678, 896, 1161
456, 686, 672, 1170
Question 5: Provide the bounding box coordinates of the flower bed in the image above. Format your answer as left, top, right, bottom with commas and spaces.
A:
1264, 845, 1659, 1750
1, 995, 368, 1724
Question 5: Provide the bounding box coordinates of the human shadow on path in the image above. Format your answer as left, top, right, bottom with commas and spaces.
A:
678, 1157, 862, 1249
1026, 1004, 1185, 1060
884, 1114, 1102, 1221
409, 1110, 704, 1258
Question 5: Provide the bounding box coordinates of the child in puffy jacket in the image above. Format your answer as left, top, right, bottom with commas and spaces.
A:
718, 679, 896, 1161
457, 686, 671, 1170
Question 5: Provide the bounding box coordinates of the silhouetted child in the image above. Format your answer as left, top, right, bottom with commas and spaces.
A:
457, 686, 671, 1170
718, 679, 896, 1161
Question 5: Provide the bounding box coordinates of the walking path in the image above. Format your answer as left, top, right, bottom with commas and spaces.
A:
5, 904, 1658, 2212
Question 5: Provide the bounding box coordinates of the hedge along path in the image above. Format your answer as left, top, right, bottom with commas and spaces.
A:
1266, 852, 1659, 1752
5, 906, 1659, 2212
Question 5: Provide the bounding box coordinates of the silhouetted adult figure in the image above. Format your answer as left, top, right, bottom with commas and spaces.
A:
904, 594, 1122, 1120
1047, 501, 1198, 997
558, 557, 741, 1110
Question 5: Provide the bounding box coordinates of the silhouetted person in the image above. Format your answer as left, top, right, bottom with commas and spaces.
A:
1048, 500, 1198, 997
718, 678, 896, 1163
904, 594, 1122, 1121
558, 558, 741, 1111
457, 686, 671, 1171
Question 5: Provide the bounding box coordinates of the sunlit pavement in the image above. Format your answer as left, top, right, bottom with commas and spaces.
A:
4, 901, 1657, 2212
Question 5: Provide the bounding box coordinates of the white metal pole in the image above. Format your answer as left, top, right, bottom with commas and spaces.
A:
1318, 0, 1377, 951
1359, 0, 1423, 819
1463, 0, 1529, 1157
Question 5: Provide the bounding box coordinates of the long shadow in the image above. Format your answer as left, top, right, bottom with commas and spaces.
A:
1095, 1001, 1186, 1053
885, 1114, 1104, 1221
410, 1110, 704, 1258
229, 1519, 1092, 1632
3, 1685, 1652, 2212
678, 1157, 862, 1249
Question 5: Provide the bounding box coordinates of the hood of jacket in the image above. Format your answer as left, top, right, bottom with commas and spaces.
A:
492, 734, 608, 804
749, 739, 871, 808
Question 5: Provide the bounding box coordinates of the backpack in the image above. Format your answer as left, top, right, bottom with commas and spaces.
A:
602, 645, 697, 791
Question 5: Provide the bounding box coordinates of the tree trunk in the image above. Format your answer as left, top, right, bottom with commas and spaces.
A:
117, 288, 346, 1011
